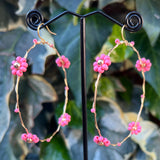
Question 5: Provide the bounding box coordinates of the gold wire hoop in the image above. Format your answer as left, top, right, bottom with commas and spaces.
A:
92, 25, 147, 147
14, 23, 70, 143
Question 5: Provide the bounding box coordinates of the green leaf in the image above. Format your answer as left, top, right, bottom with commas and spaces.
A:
9, 75, 57, 131
118, 77, 133, 103
136, 0, 160, 46
50, 10, 112, 104
0, 55, 14, 142
0, 0, 20, 31
0, 131, 17, 160
40, 134, 71, 160
56, 101, 82, 128
18, 75, 57, 119
16, 0, 38, 15
98, 0, 123, 9
131, 121, 160, 160
55, 0, 83, 12
92, 77, 116, 100
145, 83, 160, 119
0, 28, 24, 53
98, 25, 134, 62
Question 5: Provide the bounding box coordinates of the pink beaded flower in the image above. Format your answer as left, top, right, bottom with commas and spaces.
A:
93, 54, 111, 73
10, 56, 28, 77
58, 113, 71, 127
135, 58, 152, 72
55, 55, 71, 69
21, 133, 39, 143
93, 135, 110, 147
128, 121, 141, 135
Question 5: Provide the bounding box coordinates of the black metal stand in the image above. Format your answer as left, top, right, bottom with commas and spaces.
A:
26, 9, 142, 160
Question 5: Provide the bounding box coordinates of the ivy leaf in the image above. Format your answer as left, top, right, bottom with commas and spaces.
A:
0, 131, 17, 160
98, 0, 123, 9
55, 0, 82, 12
92, 77, 116, 100
9, 75, 57, 131
40, 135, 71, 160
0, 55, 14, 142
136, 0, 160, 46
98, 25, 133, 62
145, 83, 160, 119
19, 75, 57, 119
16, 0, 38, 15
0, 0, 20, 31
50, 10, 112, 104
131, 121, 160, 160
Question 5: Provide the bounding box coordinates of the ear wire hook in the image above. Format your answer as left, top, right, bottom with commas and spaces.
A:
37, 23, 56, 43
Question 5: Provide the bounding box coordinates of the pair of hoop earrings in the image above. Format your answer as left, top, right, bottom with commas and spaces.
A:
11, 24, 151, 146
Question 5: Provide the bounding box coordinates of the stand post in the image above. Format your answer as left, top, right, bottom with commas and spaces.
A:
80, 17, 88, 160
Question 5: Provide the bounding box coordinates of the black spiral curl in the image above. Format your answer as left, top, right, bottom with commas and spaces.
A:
26, 10, 43, 30
125, 11, 143, 32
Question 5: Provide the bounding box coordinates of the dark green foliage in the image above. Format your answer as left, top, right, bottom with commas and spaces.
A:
0, 0, 160, 160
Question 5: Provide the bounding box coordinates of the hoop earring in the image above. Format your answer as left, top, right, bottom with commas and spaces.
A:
10, 24, 71, 143
91, 25, 152, 147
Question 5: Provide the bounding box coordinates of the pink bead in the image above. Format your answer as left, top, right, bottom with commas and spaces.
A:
16, 56, 21, 62
104, 140, 110, 147
93, 136, 99, 143
21, 62, 28, 68
115, 39, 120, 44
10, 65, 14, 70
14, 108, 19, 113
93, 62, 97, 66
50, 44, 54, 47
117, 142, 121, 146
12, 69, 17, 75
21, 133, 27, 141
130, 41, 135, 46
98, 136, 103, 142
46, 138, 51, 142
100, 54, 105, 59
20, 58, 26, 63
32, 135, 39, 143
93, 66, 98, 72
91, 108, 95, 113
12, 60, 16, 65
33, 39, 38, 44
27, 133, 33, 139
16, 70, 23, 77
65, 86, 69, 90
20, 67, 27, 72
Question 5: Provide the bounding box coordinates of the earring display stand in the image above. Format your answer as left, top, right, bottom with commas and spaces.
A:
26, 9, 143, 160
